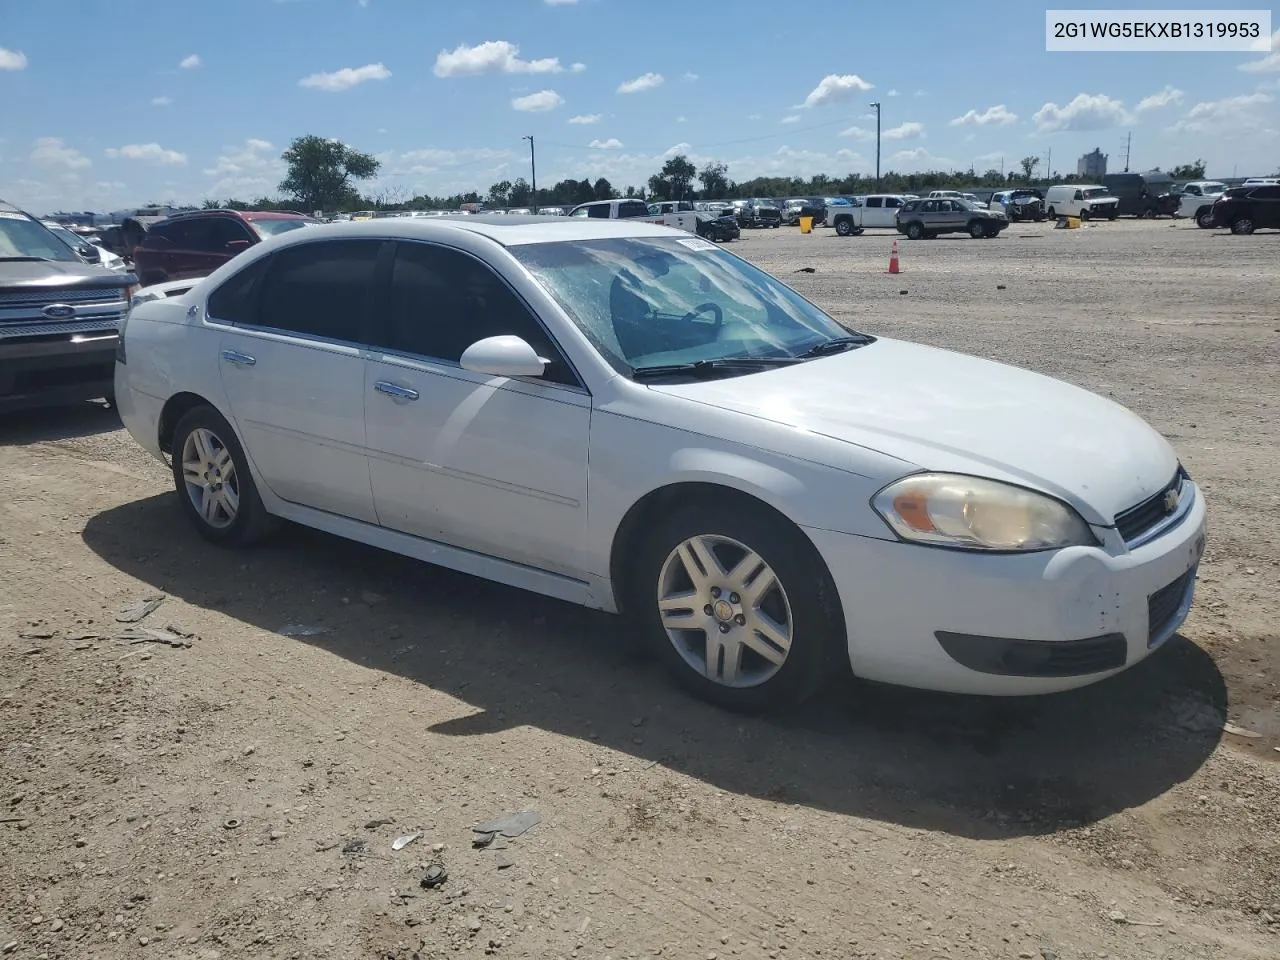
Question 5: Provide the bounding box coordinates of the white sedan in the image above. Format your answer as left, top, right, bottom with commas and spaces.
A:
114, 217, 1206, 711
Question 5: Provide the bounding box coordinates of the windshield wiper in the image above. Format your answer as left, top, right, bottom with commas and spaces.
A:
632, 356, 801, 380
795, 335, 874, 359
0, 256, 54, 263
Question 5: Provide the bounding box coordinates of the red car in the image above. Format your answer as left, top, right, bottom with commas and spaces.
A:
131, 210, 317, 285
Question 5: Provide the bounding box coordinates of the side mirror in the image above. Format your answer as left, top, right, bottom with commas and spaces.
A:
459, 335, 547, 378
225, 239, 251, 250
78, 244, 101, 263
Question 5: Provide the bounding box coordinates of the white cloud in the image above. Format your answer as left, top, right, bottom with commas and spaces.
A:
433, 40, 563, 77
511, 89, 563, 112
747, 113, 762, 121
151, 95, 173, 107
544, 0, 579, 4
179, 54, 201, 69
299, 62, 391, 91
914, 89, 928, 97
801, 73, 873, 107
1239, 29, 1280, 73
887, 89, 900, 97
781, 114, 801, 124
839, 125, 874, 141
0, 47, 27, 70
105, 143, 188, 165
203, 139, 282, 198
571, 62, 586, 72
1033, 93, 1130, 132
974, 151, 1005, 164
949, 104, 1018, 126
588, 138, 623, 149
883, 121, 925, 140
682, 72, 699, 82
567, 113, 601, 124
29, 138, 92, 170
676, 116, 688, 123
617, 72, 664, 94
1135, 86, 1184, 112
662, 142, 693, 158
1169, 92, 1273, 134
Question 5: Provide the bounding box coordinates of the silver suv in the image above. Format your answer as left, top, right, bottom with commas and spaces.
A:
895, 197, 1009, 240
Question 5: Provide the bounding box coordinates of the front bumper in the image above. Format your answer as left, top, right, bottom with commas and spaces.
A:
803, 482, 1207, 695
0, 333, 118, 411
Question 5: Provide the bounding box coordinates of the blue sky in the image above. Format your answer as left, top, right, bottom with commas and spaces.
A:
1, 0, 1277, 211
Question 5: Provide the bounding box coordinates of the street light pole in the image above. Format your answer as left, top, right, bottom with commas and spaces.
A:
869, 101, 881, 192
521, 135, 537, 203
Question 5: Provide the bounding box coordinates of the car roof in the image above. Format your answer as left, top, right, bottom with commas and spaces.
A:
242, 211, 312, 220
259, 215, 686, 248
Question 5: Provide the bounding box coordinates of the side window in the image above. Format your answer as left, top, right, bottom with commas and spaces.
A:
865, 197, 883, 209
151, 219, 196, 247
569, 206, 589, 218
1074, 190, 1084, 200
920, 200, 937, 212
884, 197, 902, 208
1251, 186, 1280, 200
207, 218, 253, 248
207, 254, 271, 325
257, 239, 381, 342
587, 204, 612, 219
382, 242, 578, 387
618, 201, 650, 218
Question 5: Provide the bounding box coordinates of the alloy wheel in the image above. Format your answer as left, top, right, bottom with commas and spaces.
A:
656, 534, 793, 688
180, 427, 240, 529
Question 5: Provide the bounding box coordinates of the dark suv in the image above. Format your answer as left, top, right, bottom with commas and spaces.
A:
738, 199, 782, 228
0, 200, 137, 411
132, 210, 316, 285
1210, 184, 1280, 234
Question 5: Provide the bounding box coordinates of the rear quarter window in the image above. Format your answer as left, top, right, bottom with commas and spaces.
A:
207, 255, 271, 325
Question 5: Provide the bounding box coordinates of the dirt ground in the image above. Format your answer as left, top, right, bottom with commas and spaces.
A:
1, 217, 1277, 960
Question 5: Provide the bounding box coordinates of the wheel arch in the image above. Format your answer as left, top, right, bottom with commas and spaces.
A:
607, 463, 835, 616
158, 391, 222, 455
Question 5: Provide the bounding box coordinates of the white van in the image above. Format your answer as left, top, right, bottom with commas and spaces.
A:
1043, 184, 1120, 220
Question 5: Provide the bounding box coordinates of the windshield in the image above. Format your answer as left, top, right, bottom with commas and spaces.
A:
511, 236, 861, 376
1202, 183, 1226, 195
1082, 188, 1111, 199
248, 217, 314, 237
0, 212, 82, 262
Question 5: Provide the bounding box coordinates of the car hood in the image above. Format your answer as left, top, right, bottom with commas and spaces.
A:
651, 338, 1178, 526
0, 258, 135, 289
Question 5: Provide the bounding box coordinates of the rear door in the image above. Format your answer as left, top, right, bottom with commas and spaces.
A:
863, 196, 889, 228
214, 238, 385, 523
1249, 185, 1280, 228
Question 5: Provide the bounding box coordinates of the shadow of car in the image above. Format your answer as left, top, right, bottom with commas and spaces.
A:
82, 491, 1227, 841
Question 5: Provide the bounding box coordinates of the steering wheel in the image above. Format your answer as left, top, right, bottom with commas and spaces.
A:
680, 302, 724, 331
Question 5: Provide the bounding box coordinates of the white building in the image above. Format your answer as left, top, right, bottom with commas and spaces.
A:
1077, 148, 1107, 179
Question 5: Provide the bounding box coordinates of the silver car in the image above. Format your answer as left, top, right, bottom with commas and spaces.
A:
896, 197, 1009, 239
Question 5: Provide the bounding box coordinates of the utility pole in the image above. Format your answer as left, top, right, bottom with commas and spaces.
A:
521, 135, 537, 202
1046, 147, 1051, 182
869, 101, 881, 191
1123, 131, 1131, 172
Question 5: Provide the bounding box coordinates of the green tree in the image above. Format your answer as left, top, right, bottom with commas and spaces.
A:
697, 161, 730, 198
593, 177, 615, 200
1019, 156, 1040, 180
649, 154, 698, 200
278, 135, 379, 212
1169, 159, 1206, 179
487, 180, 513, 206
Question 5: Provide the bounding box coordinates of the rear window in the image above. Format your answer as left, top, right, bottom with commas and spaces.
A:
248, 217, 314, 238
618, 201, 651, 218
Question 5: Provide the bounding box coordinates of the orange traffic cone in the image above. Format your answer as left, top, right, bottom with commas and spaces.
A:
888, 240, 901, 274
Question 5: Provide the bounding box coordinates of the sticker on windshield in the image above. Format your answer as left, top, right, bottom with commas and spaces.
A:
0, 211, 27, 220
676, 237, 718, 252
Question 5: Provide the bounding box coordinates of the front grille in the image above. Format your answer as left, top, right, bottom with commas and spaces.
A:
0, 316, 124, 338
935, 631, 1126, 677
0, 288, 121, 309
1148, 570, 1193, 646
1115, 468, 1187, 543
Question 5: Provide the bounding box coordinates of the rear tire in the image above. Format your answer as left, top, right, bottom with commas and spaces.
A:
1046, 207, 1056, 219
1196, 209, 1215, 229
170, 405, 277, 547
627, 499, 844, 713
1231, 217, 1255, 235
834, 217, 854, 237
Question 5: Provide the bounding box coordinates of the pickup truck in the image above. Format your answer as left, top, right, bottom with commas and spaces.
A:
1, 200, 138, 411
1174, 181, 1228, 227
825, 194, 911, 236
568, 198, 702, 234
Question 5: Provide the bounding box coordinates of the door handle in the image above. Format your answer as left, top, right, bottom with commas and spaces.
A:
374, 380, 419, 401
221, 349, 256, 367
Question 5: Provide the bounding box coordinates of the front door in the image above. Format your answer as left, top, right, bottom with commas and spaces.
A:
363, 240, 591, 578
213, 238, 384, 524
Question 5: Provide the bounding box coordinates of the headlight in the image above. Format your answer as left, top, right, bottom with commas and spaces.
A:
872, 473, 1096, 552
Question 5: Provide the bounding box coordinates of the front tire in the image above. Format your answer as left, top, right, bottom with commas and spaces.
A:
1231, 217, 1255, 235
1079, 208, 1090, 221
905, 221, 925, 240
1195, 208, 1215, 229
171, 405, 277, 547
968, 220, 986, 239
628, 500, 843, 712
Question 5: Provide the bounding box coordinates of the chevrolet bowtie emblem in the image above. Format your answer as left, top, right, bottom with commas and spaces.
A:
1163, 488, 1180, 513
